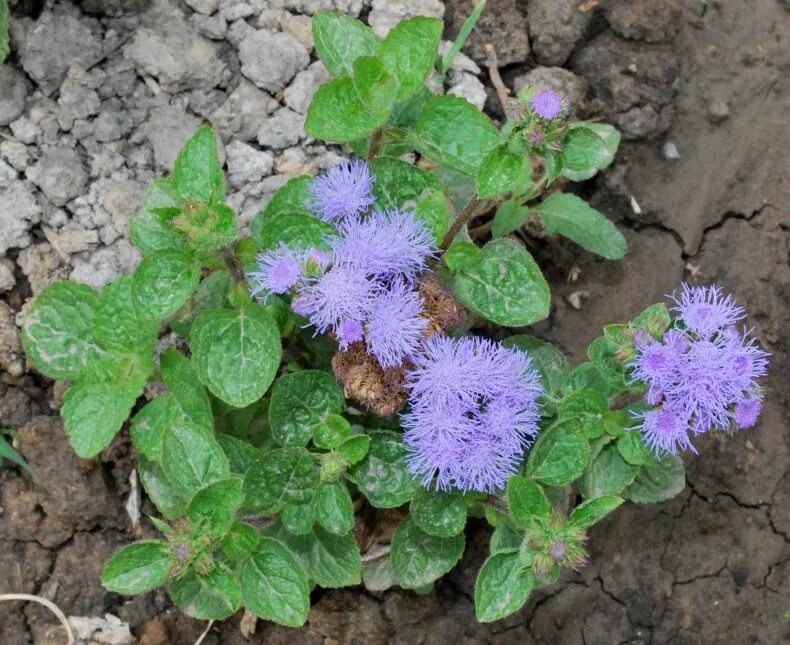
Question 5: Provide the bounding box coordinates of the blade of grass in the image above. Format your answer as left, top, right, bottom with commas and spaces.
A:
0, 430, 37, 479
439, 0, 486, 79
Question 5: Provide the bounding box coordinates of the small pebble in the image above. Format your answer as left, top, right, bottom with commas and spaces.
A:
706, 99, 730, 123
661, 141, 680, 161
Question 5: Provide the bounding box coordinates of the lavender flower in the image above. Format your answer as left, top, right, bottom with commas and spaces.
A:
364, 278, 428, 368
308, 159, 375, 222
531, 91, 564, 120
402, 335, 543, 493
295, 263, 374, 334
333, 209, 436, 280
247, 243, 302, 301
671, 283, 745, 338
337, 318, 364, 349
629, 285, 769, 455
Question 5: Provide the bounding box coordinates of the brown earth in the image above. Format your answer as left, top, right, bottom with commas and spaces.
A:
1, 0, 788, 643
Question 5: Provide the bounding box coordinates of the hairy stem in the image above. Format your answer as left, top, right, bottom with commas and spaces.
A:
224, 247, 245, 285
441, 194, 482, 250
368, 127, 385, 160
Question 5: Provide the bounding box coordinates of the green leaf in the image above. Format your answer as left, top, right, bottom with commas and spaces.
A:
525, 418, 589, 487
491, 199, 531, 239
62, 380, 141, 458
632, 303, 672, 339
142, 179, 180, 221
250, 176, 313, 240
623, 455, 686, 503
314, 480, 354, 535
578, 445, 638, 499
616, 431, 654, 466
0, 431, 35, 478
410, 488, 467, 538
507, 476, 551, 529
138, 455, 190, 518
131, 249, 201, 320
337, 435, 370, 465
171, 270, 231, 337
281, 502, 316, 536
362, 555, 397, 592
390, 519, 465, 589
313, 414, 352, 450
380, 16, 443, 100
352, 55, 397, 112
490, 522, 524, 555
558, 390, 608, 418
587, 336, 628, 389
561, 362, 618, 397
306, 77, 389, 142
129, 396, 174, 461
450, 238, 550, 327
101, 541, 173, 594
269, 370, 344, 447
503, 335, 567, 394
187, 478, 244, 538
270, 524, 361, 588
170, 566, 241, 620
252, 211, 335, 253
129, 211, 187, 255
537, 193, 627, 260
171, 126, 225, 204
190, 306, 282, 407
93, 277, 159, 356
160, 421, 230, 497
475, 552, 534, 622
312, 11, 380, 78
21, 281, 101, 380
217, 434, 262, 478
242, 447, 319, 512
222, 522, 261, 561
561, 123, 620, 181
160, 349, 213, 429
349, 430, 416, 508
476, 145, 528, 199
242, 538, 310, 627
414, 96, 499, 175
561, 126, 610, 171
568, 496, 624, 529
0, 0, 10, 65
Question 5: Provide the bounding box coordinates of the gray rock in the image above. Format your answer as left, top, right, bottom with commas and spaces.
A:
26, 146, 87, 207
369, 0, 444, 37
69, 238, 142, 289
279, 12, 314, 50
0, 260, 16, 294
445, 0, 528, 66
707, 99, 730, 124
219, 0, 257, 21
615, 104, 674, 140
513, 66, 588, 116
57, 67, 102, 132
0, 66, 26, 126
100, 180, 147, 240
661, 141, 680, 161
437, 41, 481, 74
226, 18, 256, 47
191, 13, 228, 40
17, 243, 69, 295
0, 302, 25, 378
226, 140, 275, 188
603, 0, 682, 43
17, 10, 102, 90
92, 111, 124, 142
9, 117, 39, 145
141, 104, 202, 170
284, 62, 330, 115
0, 141, 30, 172
185, 0, 220, 15
528, 0, 592, 66
257, 108, 305, 149
123, 18, 226, 92
239, 29, 310, 93
78, 0, 152, 15
447, 72, 487, 111
283, 0, 364, 16
211, 80, 278, 141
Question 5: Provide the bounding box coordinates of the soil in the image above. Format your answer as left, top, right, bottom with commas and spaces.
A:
1, 0, 788, 643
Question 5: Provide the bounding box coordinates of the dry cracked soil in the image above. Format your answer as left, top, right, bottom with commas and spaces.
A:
0, 0, 788, 643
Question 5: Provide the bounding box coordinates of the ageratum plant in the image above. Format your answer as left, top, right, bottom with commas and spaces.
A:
19, 9, 768, 627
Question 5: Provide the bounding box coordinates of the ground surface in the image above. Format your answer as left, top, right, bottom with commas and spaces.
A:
0, 0, 788, 643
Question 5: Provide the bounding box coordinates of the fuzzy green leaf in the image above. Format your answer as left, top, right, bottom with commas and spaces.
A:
474, 552, 534, 622
187, 478, 244, 538
160, 421, 230, 497
306, 76, 389, 142
491, 199, 531, 239
101, 541, 173, 595
353, 55, 397, 112
579, 445, 638, 499
503, 335, 567, 394
0, 0, 10, 65
160, 349, 213, 429
623, 455, 686, 504
450, 238, 550, 326
138, 455, 190, 519
190, 306, 282, 408
390, 519, 465, 589
616, 431, 654, 466
222, 522, 261, 561
312, 11, 380, 78
93, 276, 160, 355
242, 447, 319, 512
314, 481, 354, 535
21, 281, 101, 380
410, 488, 467, 538
507, 476, 551, 529
129, 211, 187, 255
569, 496, 624, 529
171, 126, 225, 204
170, 566, 241, 620
349, 430, 416, 508
380, 16, 443, 100
525, 418, 589, 487
269, 370, 344, 447
537, 193, 627, 260
414, 96, 499, 175
476, 145, 528, 199
171, 270, 231, 337
131, 249, 201, 320
252, 211, 335, 253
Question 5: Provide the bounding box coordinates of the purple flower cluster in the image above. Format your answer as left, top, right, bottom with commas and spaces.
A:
531, 91, 564, 120
630, 284, 769, 456
402, 335, 543, 493
249, 160, 436, 368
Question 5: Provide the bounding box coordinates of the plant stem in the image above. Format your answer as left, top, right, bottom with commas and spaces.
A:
224, 247, 245, 285
484, 43, 510, 116
440, 194, 481, 250
368, 127, 385, 160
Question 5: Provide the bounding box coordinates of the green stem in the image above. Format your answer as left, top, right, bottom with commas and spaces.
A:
440, 194, 481, 250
